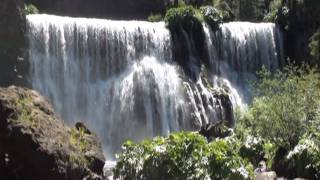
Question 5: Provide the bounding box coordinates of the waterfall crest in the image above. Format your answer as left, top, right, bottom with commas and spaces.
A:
27, 14, 283, 158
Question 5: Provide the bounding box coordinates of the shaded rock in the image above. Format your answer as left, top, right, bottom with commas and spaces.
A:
0, 86, 105, 180
199, 121, 232, 141
25, 0, 169, 20
0, 0, 28, 87
75, 122, 92, 135
284, 0, 320, 64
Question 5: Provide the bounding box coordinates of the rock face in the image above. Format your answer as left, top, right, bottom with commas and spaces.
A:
284, 0, 320, 63
25, 0, 170, 20
0, 86, 105, 180
0, 0, 28, 87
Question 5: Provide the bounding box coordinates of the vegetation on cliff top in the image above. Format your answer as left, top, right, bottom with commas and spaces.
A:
24, 3, 39, 15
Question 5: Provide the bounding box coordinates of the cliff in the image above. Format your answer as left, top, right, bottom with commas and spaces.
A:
0, 86, 105, 180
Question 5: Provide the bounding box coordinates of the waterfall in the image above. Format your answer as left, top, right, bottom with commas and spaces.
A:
27, 14, 283, 158
203, 22, 284, 104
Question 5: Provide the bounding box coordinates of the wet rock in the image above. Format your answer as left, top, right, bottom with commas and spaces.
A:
0, 86, 105, 180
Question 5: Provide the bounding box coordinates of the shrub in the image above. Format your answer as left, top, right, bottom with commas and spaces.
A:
113, 131, 254, 179
238, 135, 277, 169
212, 0, 234, 21
164, 6, 200, 30
69, 127, 91, 167
207, 138, 254, 179
263, 0, 282, 22
286, 133, 320, 179
263, 1, 289, 30
24, 3, 39, 14
239, 65, 320, 150
10, 96, 40, 127
147, 13, 163, 22
200, 6, 222, 30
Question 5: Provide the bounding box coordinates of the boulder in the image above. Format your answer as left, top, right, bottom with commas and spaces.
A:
255, 172, 277, 180
255, 161, 277, 180
0, 86, 105, 180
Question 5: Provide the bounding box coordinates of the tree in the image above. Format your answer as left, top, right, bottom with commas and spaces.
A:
238, 65, 320, 149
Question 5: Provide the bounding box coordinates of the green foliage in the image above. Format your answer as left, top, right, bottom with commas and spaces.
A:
206, 138, 254, 179
147, 13, 163, 22
70, 127, 90, 152
286, 133, 320, 179
239, 136, 264, 166
238, 135, 277, 169
239, 65, 320, 149
263, 0, 289, 30
310, 30, 320, 61
200, 6, 223, 30
113, 132, 254, 179
263, 0, 282, 22
12, 96, 40, 127
164, 4, 230, 32
164, 6, 200, 29
24, 3, 39, 15
69, 127, 91, 167
211, 0, 234, 21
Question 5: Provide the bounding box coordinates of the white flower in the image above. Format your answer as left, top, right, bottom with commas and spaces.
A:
245, 135, 261, 148
287, 139, 316, 159
237, 166, 249, 179
154, 145, 166, 153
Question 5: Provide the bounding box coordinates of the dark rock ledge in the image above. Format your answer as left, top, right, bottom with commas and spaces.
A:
0, 86, 105, 180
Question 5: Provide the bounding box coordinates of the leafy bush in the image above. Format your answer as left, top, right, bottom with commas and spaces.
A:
164, 6, 201, 30
286, 133, 320, 179
113, 132, 254, 179
211, 0, 234, 21
69, 127, 91, 167
263, 1, 289, 30
238, 135, 277, 169
239, 65, 320, 149
147, 13, 163, 22
10, 96, 41, 127
263, 0, 282, 21
24, 3, 39, 14
200, 6, 222, 30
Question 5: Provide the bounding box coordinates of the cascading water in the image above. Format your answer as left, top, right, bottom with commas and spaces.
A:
203, 22, 284, 104
26, 14, 283, 158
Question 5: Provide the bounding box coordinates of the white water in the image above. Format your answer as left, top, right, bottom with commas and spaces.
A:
27, 14, 283, 158
203, 22, 284, 104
